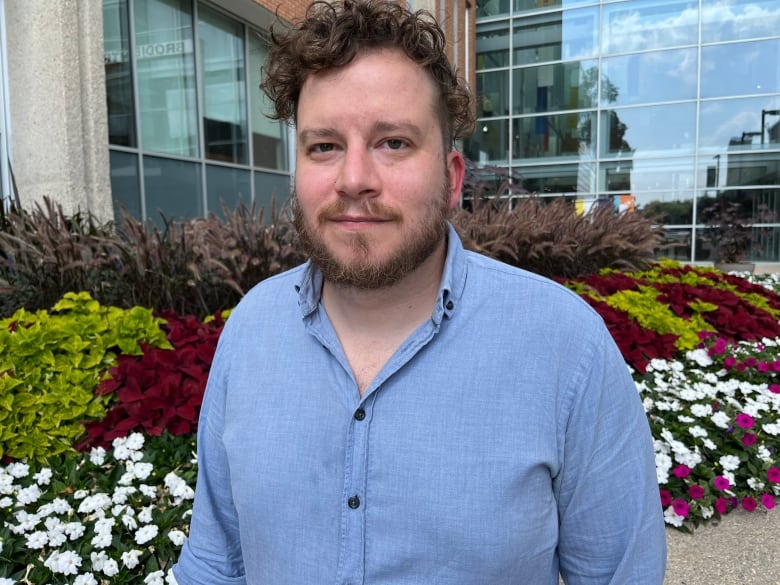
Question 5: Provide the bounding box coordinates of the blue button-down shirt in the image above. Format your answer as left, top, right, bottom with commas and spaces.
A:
174, 224, 666, 585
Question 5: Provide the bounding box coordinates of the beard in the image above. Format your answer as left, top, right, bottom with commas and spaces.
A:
293, 175, 452, 290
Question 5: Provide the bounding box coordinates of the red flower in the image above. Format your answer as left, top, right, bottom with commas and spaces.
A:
659, 489, 673, 507
742, 497, 758, 512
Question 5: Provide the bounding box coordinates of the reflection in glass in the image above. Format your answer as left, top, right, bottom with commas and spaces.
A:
476, 23, 509, 69
144, 156, 203, 225
699, 96, 780, 150
640, 193, 694, 225
599, 157, 695, 193
103, 0, 136, 147
601, 49, 697, 106
134, 0, 198, 157
702, 0, 780, 43
477, 0, 511, 18
254, 171, 291, 217
519, 163, 580, 195
601, 103, 695, 157
512, 112, 594, 159
206, 165, 251, 217
719, 152, 780, 189
464, 119, 510, 164
602, 0, 698, 55
701, 40, 780, 99
513, 0, 593, 14
513, 8, 598, 65
512, 60, 597, 115
656, 226, 695, 261
478, 70, 510, 118
109, 150, 141, 219
199, 5, 248, 165
249, 34, 288, 170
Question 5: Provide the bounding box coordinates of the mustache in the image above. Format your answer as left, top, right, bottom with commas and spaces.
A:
316, 200, 403, 224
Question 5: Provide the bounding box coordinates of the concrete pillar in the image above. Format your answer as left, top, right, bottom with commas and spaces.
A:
5, 0, 112, 222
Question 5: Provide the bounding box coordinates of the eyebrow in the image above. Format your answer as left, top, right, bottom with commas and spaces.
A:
297, 120, 425, 145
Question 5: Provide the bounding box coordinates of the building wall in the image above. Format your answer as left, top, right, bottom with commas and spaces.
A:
4, 0, 112, 221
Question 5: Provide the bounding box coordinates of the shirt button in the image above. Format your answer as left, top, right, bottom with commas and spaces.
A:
354, 408, 366, 421
347, 495, 361, 509
446, 300, 454, 310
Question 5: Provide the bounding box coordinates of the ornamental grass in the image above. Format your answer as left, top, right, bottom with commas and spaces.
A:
1, 268, 779, 582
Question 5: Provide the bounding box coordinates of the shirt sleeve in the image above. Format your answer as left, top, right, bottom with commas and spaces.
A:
554, 327, 667, 584
172, 336, 247, 585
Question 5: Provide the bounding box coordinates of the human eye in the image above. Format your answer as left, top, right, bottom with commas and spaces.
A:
384, 138, 409, 151
311, 143, 336, 153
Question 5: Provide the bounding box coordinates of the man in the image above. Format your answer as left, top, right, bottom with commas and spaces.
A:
173, 1, 666, 583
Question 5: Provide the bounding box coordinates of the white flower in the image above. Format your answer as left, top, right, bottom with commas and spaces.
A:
6, 462, 30, 478
663, 506, 684, 527
133, 462, 154, 481
64, 522, 86, 540
0, 578, 15, 585
74, 573, 98, 585
126, 433, 145, 451
748, 478, 766, 491
719, 455, 741, 471
145, 570, 166, 585
77, 493, 112, 514
91, 530, 113, 549
135, 523, 159, 545
703, 438, 717, 450
677, 415, 694, 424
102, 558, 120, 577
711, 411, 730, 429
139, 484, 157, 498
687, 348, 713, 367
168, 529, 187, 546
688, 425, 708, 439
164, 472, 195, 504
700, 505, 714, 519
89, 446, 107, 466
138, 505, 154, 523
166, 569, 180, 585
763, 423, 780, 436
121, 549, 142, 569
33, 467, 53, 485
0, 496, 12, 507
73, 489, 89, 499
122, 512, 139, 531
25, 530, 48, 549
43, 549, 82, 575
690, 403, 712, 417
655, 451, 672, 484
17, 484, 42, 505
91, 550, 109, 571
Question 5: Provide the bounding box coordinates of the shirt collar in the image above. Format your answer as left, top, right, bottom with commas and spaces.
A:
294, 222, 468, 322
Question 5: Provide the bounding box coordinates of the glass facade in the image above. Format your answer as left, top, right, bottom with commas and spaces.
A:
469, 0, 780, 264
103, 0, 290, 225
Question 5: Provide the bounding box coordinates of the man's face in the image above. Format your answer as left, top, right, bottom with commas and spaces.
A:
293, 48, 465, 289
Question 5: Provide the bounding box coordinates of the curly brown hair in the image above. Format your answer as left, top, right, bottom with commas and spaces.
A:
261, 0, 475, 150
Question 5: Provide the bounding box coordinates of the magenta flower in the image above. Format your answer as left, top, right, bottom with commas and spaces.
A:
742, 433, 757, 447
688, 484, 705, 500
761, 494, 775, 510
715, 497, 730, 515
659, 489, 673, 508
712, 337, 728, 355
773, 360, 780, 372
768, 467, 780, 483
713, 475, 730, 490
724, 356, 737, 369
744, 357, 758, 368
770, 384, 780, 395
742, 497, 758, 512
672, 499, 690, 517
758, 361, 770, 372
672, 464, 691, 479
735, 413, 755, 429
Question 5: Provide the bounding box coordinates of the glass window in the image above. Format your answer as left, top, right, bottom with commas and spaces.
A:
599, 157, 695, 193
701, 40, 780, 99
478, 70, 510, 117
600, 103, 696, 157
206, 165, 251, 216
602, 0, 698, 55
639, 192, 695, 224
513, 7, 598, 66
699, 96, 780, 151
518, 163, 581, 195
513, 0, 594, 15
719, 152, 780, 188
249, 33, 288, 170
513, 60, 597, 115
464, 119, 510, 164
512, 112, 595, 159
656, 226, 695, 261
199, 5, 248, 165
144, 156, 203, 225
110, 150, 141, 219
601, 49, 697, 106
104, 0, 136, 147
702, 0, 780, 43
476, 23, 510, 69
254, 171, 291, 219
134, 0, 198, 157
477, 0, 511, 18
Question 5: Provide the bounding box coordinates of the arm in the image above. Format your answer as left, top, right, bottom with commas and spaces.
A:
172, 341, 247, 585
555, 329, 667, 584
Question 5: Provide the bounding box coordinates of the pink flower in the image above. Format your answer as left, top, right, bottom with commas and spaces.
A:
744, 357, 757, 368
742, 497, 758, 512
672, 499, 690, 517
735, 413, 755, 429
768, 467, 780, 483
762, 494, 775, 510
688, 484, 705, 500
724, 356, 737, 369
659, 489, 673, 508
713, 475, 731, 490
742, 433, 757, 447
773, 360, 780, 372
715, 497, 730, 515
672, 464, 691, 479
712, 338, 728, 355
758, 361, 770, 372
770, 384, 780, 395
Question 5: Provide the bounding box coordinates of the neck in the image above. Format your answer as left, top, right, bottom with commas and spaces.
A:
321, 239, 447, 332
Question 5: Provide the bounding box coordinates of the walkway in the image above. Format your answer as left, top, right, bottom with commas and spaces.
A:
665, 509, 780, 584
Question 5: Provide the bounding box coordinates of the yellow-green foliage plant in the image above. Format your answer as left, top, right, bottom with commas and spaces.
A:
0, 292, 171, 461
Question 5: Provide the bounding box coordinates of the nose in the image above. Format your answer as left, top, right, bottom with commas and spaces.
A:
334, 147, 380, 200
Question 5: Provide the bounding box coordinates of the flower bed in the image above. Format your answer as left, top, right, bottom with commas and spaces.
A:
1, 264, 779, 582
